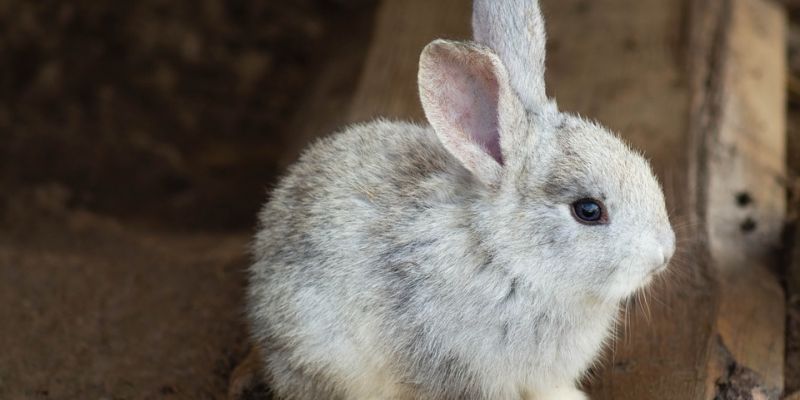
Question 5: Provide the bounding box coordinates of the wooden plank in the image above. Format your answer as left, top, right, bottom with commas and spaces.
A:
275, 6, 376, 169
785, 6, 800, 394
788, 128, 800, 395
703, 0, 786, 397
346, 0, 471, 123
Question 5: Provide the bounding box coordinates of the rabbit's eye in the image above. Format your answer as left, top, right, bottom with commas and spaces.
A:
571, 198, 608, 225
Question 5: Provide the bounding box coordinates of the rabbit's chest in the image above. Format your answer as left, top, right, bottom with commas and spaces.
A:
480, 302, 617, 383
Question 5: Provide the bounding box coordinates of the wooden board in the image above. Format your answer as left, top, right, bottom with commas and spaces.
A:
704, 0, 786, 397
345, 0, 787, 399
275, 5, 377, 169
788, 162, 800, 393
347, 0, 471, 123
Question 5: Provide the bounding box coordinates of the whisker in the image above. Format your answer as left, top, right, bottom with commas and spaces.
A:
622, 296, 631, 347
642, 287, 653, 322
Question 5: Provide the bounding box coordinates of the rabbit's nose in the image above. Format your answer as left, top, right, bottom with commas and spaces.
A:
658, 250, 670, 267
663, 230, 676, 260
648, 249, 671, 276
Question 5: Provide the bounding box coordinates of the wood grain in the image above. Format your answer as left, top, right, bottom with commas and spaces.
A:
347, 0, 471, 123
704, 0, 786, 396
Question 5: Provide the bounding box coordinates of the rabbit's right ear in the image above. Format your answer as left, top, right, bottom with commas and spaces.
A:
418, 40, 526, 187
473, 0, 548, 107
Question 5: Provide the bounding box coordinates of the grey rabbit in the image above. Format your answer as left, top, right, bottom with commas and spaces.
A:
247, 0, 675, 398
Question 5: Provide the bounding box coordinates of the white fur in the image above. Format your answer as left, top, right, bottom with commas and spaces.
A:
473, 0, 548, 106
247, 1, 675, 399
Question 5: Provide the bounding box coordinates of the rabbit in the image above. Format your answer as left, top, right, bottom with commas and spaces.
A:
247, 0, 676, 399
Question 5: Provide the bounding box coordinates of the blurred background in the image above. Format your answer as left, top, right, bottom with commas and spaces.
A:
0, 0, 377, 231
2, 0, 800, 399
0, 1, 377, 399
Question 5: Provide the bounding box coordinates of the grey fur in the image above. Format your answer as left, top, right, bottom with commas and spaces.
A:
247, 1, 674, 399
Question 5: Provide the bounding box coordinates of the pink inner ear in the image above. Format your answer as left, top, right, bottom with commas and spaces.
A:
443, 56, 503, 165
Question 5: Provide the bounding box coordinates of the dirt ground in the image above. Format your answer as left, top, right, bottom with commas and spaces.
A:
0, 1, 374, 399
0, 192, 251, 399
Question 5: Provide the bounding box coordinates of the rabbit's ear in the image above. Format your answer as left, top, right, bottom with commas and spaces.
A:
472, 0, 547, 107
418, 40, 525, 187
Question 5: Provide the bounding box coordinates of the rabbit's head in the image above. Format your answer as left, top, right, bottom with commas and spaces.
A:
418, 0, 675, 302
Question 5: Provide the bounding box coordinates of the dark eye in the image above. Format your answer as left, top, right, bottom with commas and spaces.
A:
571, 198, 608, 225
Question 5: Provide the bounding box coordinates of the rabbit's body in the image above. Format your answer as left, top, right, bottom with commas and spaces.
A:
248, 1, 675, 399
249, 120, 617, 399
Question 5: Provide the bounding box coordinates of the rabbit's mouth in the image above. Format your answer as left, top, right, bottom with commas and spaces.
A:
634, 263, 669, 291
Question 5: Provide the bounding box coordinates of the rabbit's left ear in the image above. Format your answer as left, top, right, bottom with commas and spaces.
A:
418, 40, 526, 187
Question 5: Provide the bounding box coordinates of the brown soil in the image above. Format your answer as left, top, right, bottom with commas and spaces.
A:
0, 1, 375, 399
0, 191, 250, 399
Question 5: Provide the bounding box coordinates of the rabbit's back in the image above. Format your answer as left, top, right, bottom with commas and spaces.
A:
251, 119, 472, 276
248, 120, 484, 399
